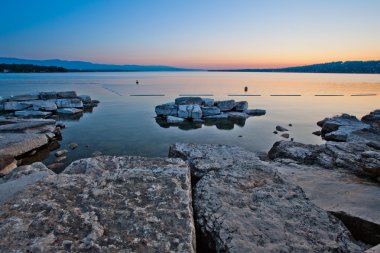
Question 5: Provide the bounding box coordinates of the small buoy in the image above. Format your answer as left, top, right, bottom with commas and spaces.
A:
136, 80, 139, 85
244, 86, 248, 92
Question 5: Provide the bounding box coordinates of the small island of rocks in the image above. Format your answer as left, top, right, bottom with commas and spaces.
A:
155, 97, 265, 130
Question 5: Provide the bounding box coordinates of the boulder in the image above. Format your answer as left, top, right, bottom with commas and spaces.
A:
175, 96, 203, 105
3, 101, 32, 111
57, 108, 83, 114
276, 125, 288, 132
215, 100, 235, 111
56, 98, 83, 108
79, 95, 92, 103
178, 104, 202, 119
166, 116, 185, 124
0, 156, 196, 252
169, 143, 366, 252
244, 109, 266, 116
39, 91, 57, 100
281, 133, 290, 138
319, 114, 370, 142
201, 106, 221, 116
234, 101, 248, 111
24, 99, 57, 111
155, 102, 178, 116
0, 133, 49, 157
9, 93, 40, 101
0, 162, 53, 204
0, 119, 56, 134
362, 109, 380, 128
57, 91, 77, 98
14, 110, 52, 118
0, 155, 17, 176
202, 98, 214, 107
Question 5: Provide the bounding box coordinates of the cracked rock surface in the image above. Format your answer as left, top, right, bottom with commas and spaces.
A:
0, 156, 195, 253
169, 143, 366, 253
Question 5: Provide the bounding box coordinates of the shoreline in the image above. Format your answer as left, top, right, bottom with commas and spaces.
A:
0, 93, 379, 251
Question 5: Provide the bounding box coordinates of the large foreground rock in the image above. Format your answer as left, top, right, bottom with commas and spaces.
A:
0, 133, 49, 157
0, 156, 196, 253
169, 143, 366, 253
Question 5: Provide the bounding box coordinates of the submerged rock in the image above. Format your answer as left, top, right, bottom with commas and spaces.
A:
244, 109, 266, 116
169, 143, 366, 252
276, 125, 288, 132
0, 156, 196, 252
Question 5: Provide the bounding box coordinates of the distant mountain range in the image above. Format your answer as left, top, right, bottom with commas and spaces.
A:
0, 57, 196, 71
210, 61, 380, 74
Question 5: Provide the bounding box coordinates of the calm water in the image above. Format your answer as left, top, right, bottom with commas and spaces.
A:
1, 72, 379, 169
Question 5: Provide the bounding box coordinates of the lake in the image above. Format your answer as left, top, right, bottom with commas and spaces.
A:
1, 72, 379, 169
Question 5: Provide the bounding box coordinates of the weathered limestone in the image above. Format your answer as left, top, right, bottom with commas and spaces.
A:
0, 133, 49, 157
178, 104, 203, 119
155, 102, 178, 116
215, 100, 236, 111
0, 155, 17, 175
233, 101, 248, 111
175, 96, 203, 105
155, 97, 265, 129
3, 101, 31, 111
14, 110, 52, 118
362, 109, 380, 128
57, 91, 78, 98
169, 143, 366, 252
201, 106, 221, 116
56, 98, 83, 108
318, 114, 370, 142
57, 108, 83, 114
0, 156, 196, 253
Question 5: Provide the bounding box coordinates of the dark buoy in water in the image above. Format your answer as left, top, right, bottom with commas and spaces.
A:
244, 86, 248, 92
136, 80, 139, 85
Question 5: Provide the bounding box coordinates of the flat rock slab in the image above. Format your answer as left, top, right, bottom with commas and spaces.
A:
169, 143, 366, 253
0, 118, 56, 134
0, 156, 196, 253
276, 163, 380, 245
0, 133, 49, 157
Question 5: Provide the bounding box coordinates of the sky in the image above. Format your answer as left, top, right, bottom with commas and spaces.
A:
0, 0, 380, 69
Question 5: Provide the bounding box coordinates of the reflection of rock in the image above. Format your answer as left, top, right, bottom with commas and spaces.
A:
169, 143, 366, 252
166, 116, 185, 124
245, 109, 266, 116
227, 111, 249, 119
155, 117, 202, 130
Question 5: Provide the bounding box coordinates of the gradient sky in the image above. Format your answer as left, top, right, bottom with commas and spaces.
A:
1, 0, 380, 68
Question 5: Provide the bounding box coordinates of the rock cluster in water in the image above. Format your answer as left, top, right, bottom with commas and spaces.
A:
0, 91, 100, 175
0, 108, 379, 252
155, 97, 266, 130
0, 91, 99, 117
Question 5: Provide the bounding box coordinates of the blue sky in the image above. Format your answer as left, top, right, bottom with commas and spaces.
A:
1, 0, 379, 68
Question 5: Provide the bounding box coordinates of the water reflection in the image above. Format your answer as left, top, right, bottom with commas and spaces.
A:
155, 116, 247, 130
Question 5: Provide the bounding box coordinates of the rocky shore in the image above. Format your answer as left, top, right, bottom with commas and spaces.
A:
0, 91, 99, 174
0, 104, 379, 252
